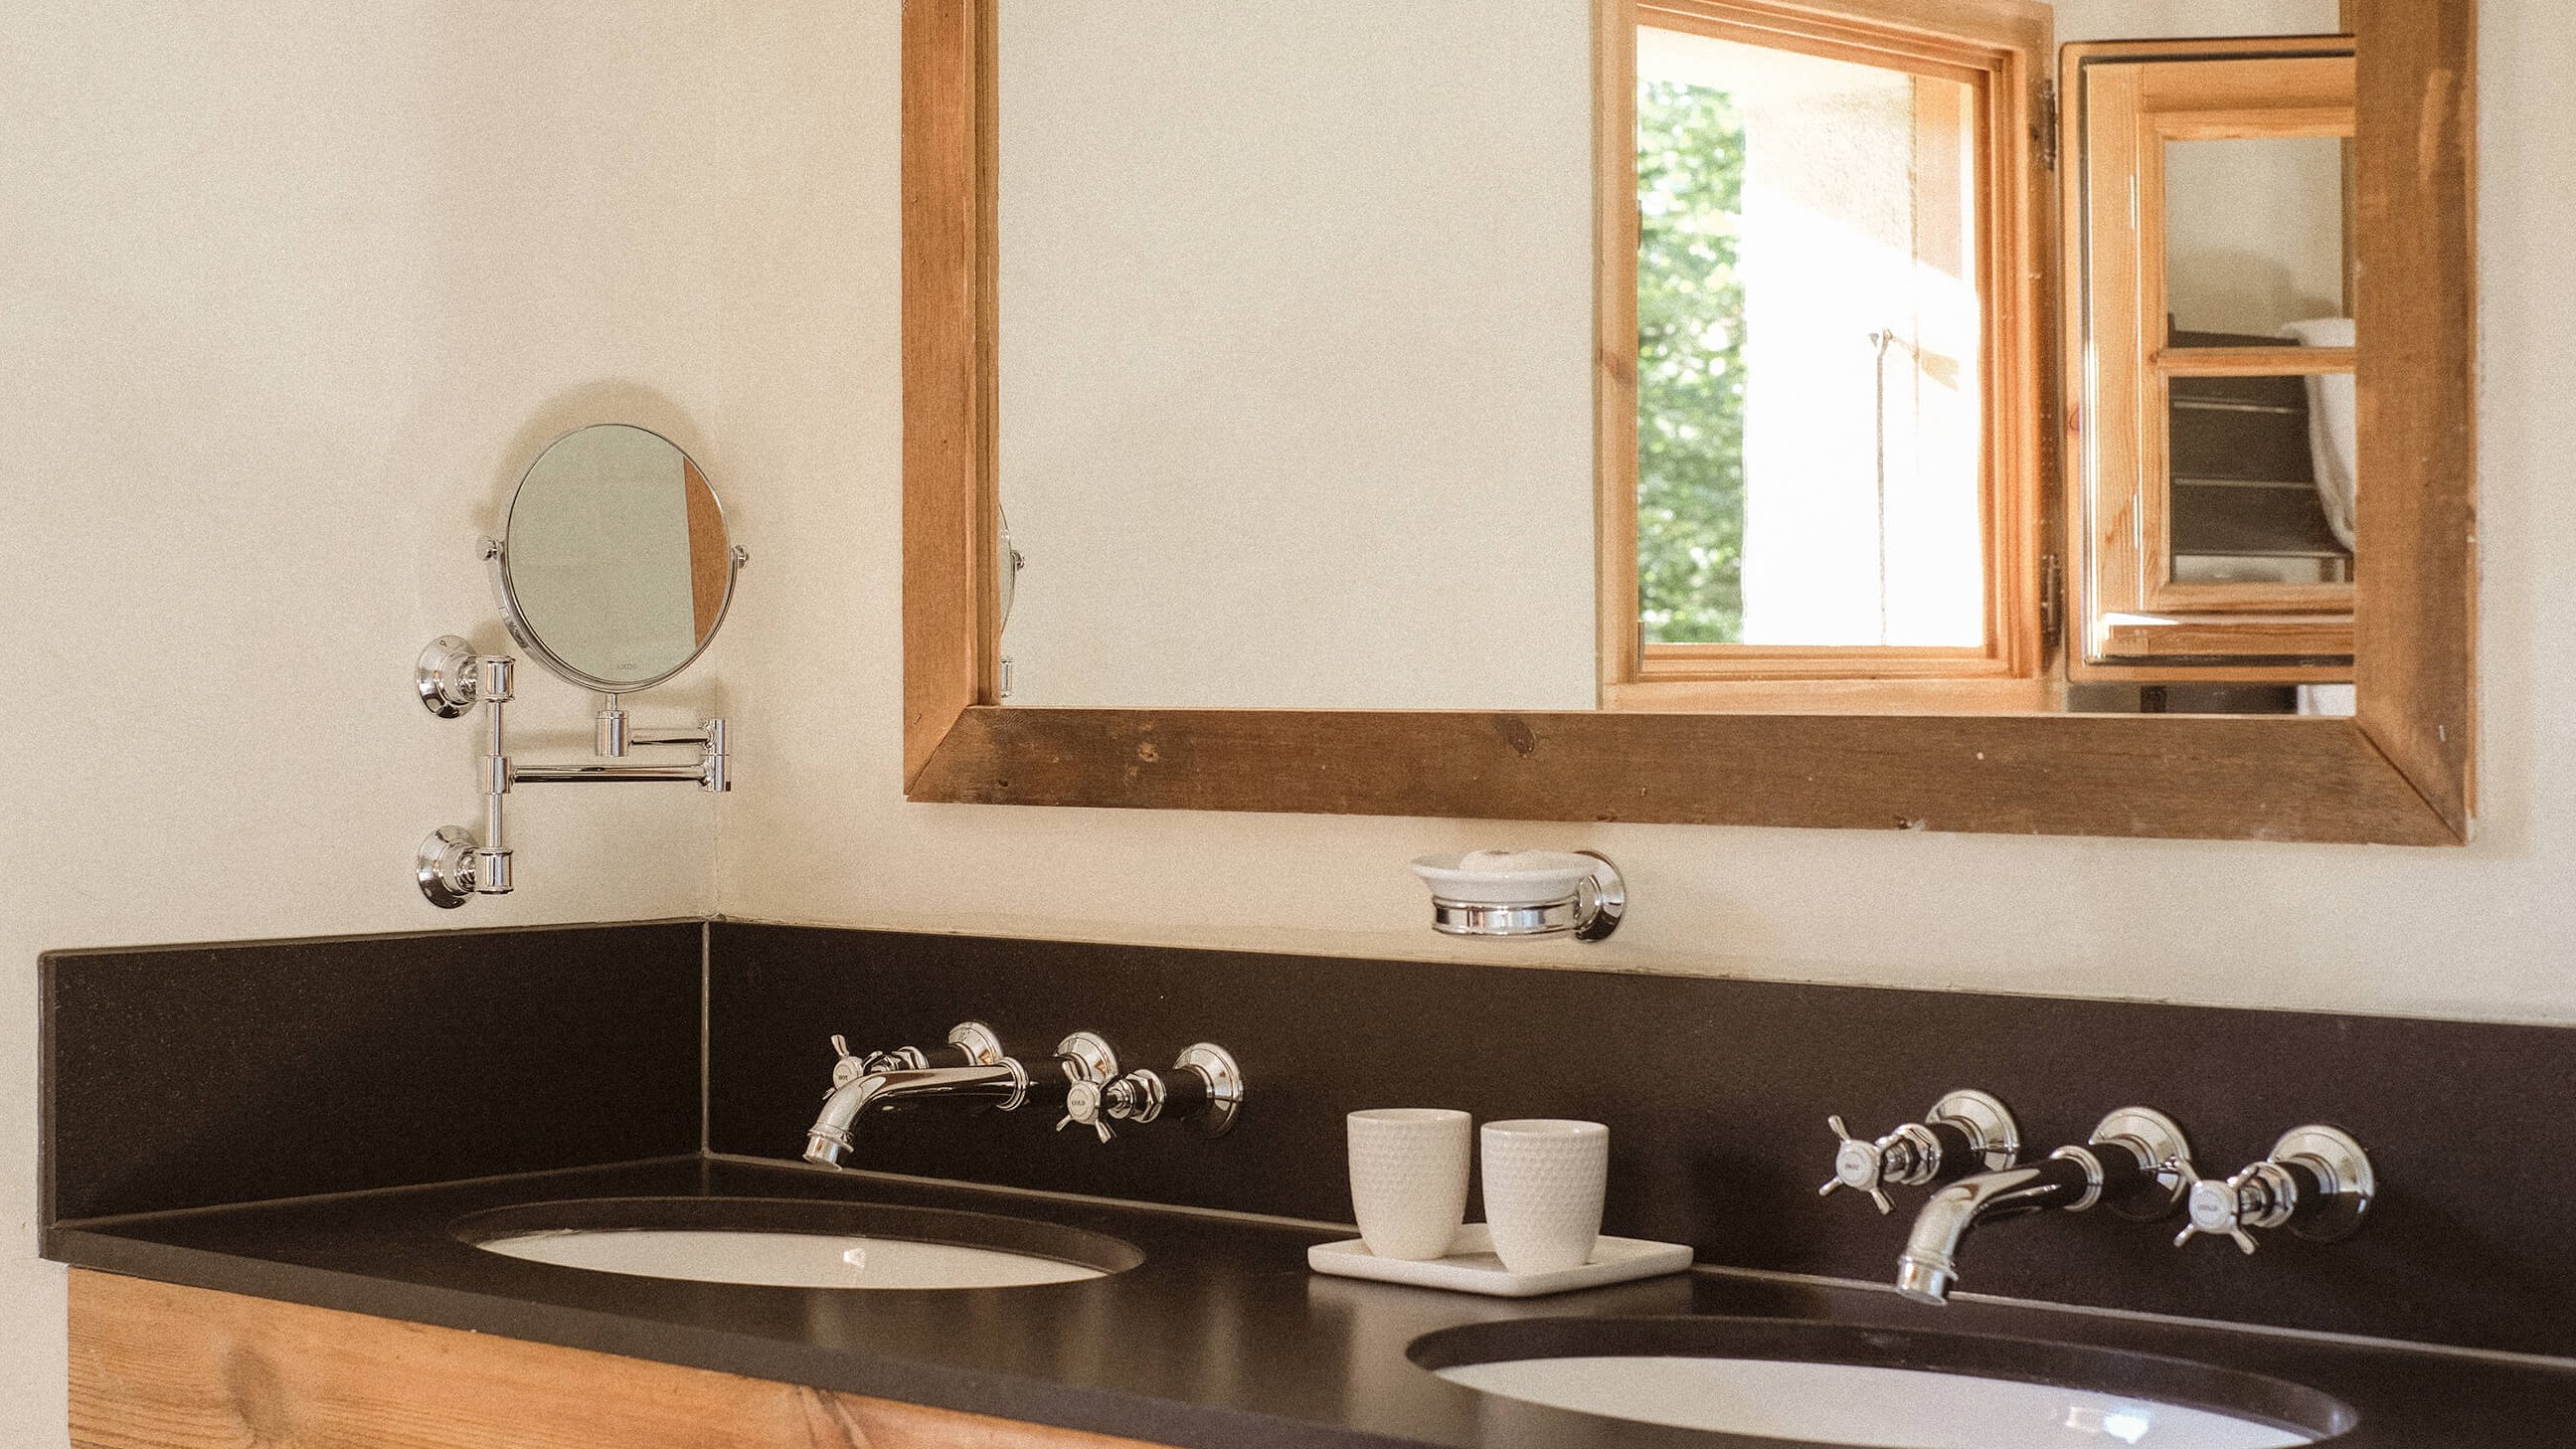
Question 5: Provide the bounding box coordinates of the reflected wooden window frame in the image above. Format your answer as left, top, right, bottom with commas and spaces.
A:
902, 0, 2476, 846
1600, 0, 2052, 712
2065, 40, 2360, 683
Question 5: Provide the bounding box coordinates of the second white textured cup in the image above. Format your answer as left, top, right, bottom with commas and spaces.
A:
1481, 1119, 1609, 1275
1347, 1109, 1471, 1261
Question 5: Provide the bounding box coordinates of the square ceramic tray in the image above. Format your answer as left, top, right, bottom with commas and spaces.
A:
1306, 1222, 1694, 1298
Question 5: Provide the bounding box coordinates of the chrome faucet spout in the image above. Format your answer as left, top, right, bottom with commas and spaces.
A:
1895, 1107, 2193, 1305
1895, 1156, 2097, 1304
802, 1061, 1029, 1168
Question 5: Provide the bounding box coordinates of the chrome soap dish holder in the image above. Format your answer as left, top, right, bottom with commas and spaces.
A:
1409, 849, 1627, 942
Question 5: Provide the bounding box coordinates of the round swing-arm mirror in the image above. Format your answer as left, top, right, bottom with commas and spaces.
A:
487, 424, 746, 693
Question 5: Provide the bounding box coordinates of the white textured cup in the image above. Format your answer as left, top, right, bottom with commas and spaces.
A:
1480, 1119, 1609, 1275
1347, 1109, 1471, 1261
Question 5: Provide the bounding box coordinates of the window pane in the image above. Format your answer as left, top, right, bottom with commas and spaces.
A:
2163, 135, 2351, 345
1636, 27, 1985, 649
2167, 373, 2354, 584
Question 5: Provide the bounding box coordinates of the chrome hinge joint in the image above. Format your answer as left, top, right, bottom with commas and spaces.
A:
2040, 552, 2066, 649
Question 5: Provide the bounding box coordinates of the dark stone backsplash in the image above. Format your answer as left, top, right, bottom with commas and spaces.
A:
708, 923, 2576, 1358
45, 917, 2576, 1358
43, 922, 701, 1225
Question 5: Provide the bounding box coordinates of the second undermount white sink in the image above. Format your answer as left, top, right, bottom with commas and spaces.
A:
1416, 1318, 2350, 1449
452, 1196, 1141, 1291
1434, 1357, 2318, 1449
476, 1227, 1108, 1289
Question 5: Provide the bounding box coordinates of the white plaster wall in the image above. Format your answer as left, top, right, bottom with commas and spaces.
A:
721, 0, 2575, 1027
0, 4, 869, 1441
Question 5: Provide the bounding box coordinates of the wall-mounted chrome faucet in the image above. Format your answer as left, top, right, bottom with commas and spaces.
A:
1820, 1090, 2021, 1214
803, 1021, 1031, 1168
803, 1023, 1240, 1168
1895, 1107, 2194, 1305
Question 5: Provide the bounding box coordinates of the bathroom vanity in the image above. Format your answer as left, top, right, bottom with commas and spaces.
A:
58, 1160, 2569, 1449
43, 924, 2576, 1447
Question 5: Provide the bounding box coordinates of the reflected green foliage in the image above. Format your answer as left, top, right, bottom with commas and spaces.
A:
1636, 80, 1749, 644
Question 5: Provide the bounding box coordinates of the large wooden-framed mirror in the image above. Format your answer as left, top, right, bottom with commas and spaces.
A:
903, 0, 2474, 845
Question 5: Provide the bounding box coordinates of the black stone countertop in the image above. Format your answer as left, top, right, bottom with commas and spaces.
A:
46, 1157, 2576, 1448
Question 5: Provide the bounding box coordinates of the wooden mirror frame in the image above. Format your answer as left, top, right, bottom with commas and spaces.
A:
903, 0, 2475, 845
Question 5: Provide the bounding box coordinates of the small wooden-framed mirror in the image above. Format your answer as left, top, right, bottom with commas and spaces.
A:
902, 0, 2474, 845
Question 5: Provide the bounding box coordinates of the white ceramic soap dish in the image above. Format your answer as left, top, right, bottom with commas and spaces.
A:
1307, 1223, 1692, 1298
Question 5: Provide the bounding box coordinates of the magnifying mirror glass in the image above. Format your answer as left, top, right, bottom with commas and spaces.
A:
487, 424, 746, 693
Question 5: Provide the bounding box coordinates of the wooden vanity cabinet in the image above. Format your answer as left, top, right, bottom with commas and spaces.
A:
69, 1271, 1171, 1449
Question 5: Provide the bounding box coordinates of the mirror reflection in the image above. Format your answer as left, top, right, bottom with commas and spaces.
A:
494, 424, 739, 693
996, 0, 2364, 718
2064, 21, 2356, 706
1635, 28, 1984, 653
2163, 135, 2350, 344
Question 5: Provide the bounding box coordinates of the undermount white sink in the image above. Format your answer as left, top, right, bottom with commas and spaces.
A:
1415, 1318, 2350, 1449
1434, 1357, 2318, 1449
476, 1227, 1107, 1289
452, 1196, 1140, 1291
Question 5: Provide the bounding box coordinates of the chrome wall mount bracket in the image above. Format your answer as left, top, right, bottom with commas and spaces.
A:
1174, 1043, 1245, 1135
417, 635, 483, 718
416, 825, 480, 909
2084, 1107, 2197, 1220
1054, 1032, 1119, 1085
413, 634, 732, 908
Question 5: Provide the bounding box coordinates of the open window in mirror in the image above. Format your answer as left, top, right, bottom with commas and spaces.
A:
1601, 1, 2049, 715
902, 0, 2475, 844
2063, 39, 2359, 687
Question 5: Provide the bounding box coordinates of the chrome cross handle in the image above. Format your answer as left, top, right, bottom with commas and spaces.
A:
828, 1034, 867, 1090
1819, 1090, 2021, 1214
1820, 1116, 1902, 1213
2174, 1126, 2374, 1255
1058, 1078, 1116, 1143
1051, 1032, 1123, 1143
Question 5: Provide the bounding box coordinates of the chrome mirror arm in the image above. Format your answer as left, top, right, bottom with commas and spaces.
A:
414, 635, 733, 908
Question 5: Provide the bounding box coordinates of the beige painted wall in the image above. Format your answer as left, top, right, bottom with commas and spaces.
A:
0, 3, 871, 1441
